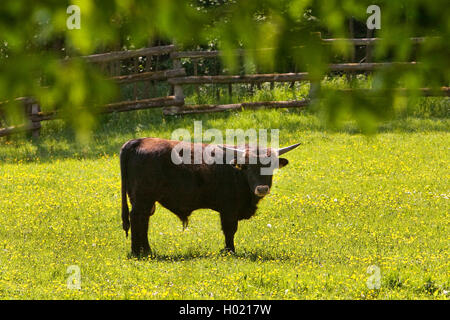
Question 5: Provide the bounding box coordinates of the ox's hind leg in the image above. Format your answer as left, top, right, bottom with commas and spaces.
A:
220, 213, 238, 253
130, 201, 155, 257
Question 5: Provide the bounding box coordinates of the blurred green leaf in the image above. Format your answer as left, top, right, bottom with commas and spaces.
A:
0, 0, 448, 139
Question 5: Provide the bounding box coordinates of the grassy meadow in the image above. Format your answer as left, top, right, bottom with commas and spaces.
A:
0, 81, 449, 299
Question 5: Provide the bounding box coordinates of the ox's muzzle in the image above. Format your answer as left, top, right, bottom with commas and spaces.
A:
255, 185, 270, 197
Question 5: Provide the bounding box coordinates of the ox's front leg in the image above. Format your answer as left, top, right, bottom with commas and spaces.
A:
220, 214, 238, 253
130, 202, 155, 257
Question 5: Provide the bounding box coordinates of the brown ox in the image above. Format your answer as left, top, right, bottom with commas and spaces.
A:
120, 137, 300, 256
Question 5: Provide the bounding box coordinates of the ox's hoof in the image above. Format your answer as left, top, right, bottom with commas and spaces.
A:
220, 247, 236, 256
130, 248, 152, 259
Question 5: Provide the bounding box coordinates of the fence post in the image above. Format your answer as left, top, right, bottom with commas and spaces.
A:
133, 57, 139, 100
347, 17, 356, 83
174, 84, 185, 101
309, 80, 321, 102
23, 98, 41, 139
172, 55, 183, 97
144, 55, 152, 98
256, 66, 262, 90
153, 39, 161, 97
215, 58, 220, 101
309, 32, 322, 103
365, 28, 374, 63
31, 101, 41, 138
193, 58, 200, 98
172, 58, 185, 102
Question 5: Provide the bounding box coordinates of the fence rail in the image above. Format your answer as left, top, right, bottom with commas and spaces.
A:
82, 45, 175, 63
163, 99, 310, 116
31, 96, 182, 122
170, 37, 428, 59
0, 36, 447, 138
0, 122, 41, 138
168, 62, 419, 86
164, 87, 450, 116
321, 37, 428, 45
168, 72, 310, 85
111, 68, 186, 84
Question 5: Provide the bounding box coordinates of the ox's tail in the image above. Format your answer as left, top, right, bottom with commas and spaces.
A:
120, 140, 138, 238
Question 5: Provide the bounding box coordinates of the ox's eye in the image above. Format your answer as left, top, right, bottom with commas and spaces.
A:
233, 163, 243, 170
229, 159, 245, 170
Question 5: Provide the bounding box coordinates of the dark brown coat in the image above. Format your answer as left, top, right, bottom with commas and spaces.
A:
120, 137, 293, 256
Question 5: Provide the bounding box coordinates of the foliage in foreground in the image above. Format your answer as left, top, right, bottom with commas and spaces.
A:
1, 1, 449, 137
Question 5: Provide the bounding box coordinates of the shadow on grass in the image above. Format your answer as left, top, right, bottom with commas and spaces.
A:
1, 106, 448, 164
126, 247, 294, 263
127, 251, 222, 262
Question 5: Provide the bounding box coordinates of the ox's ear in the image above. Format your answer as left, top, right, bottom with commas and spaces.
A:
278, 158, 289, 168
229, 158, 244, 170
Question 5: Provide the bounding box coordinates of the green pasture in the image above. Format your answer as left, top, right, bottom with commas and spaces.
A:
0, 82, 449, 299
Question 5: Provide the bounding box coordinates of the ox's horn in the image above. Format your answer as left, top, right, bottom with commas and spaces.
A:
277, 142, 301, 155
217, 145, 247, 156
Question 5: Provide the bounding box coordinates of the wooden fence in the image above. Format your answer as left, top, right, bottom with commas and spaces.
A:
0, 36, 448, 138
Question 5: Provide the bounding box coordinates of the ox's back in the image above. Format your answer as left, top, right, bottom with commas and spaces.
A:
121, 138, 256, 220
120, 137, 299, 256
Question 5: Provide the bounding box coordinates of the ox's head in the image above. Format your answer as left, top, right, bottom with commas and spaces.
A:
219, 143, 301, 198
